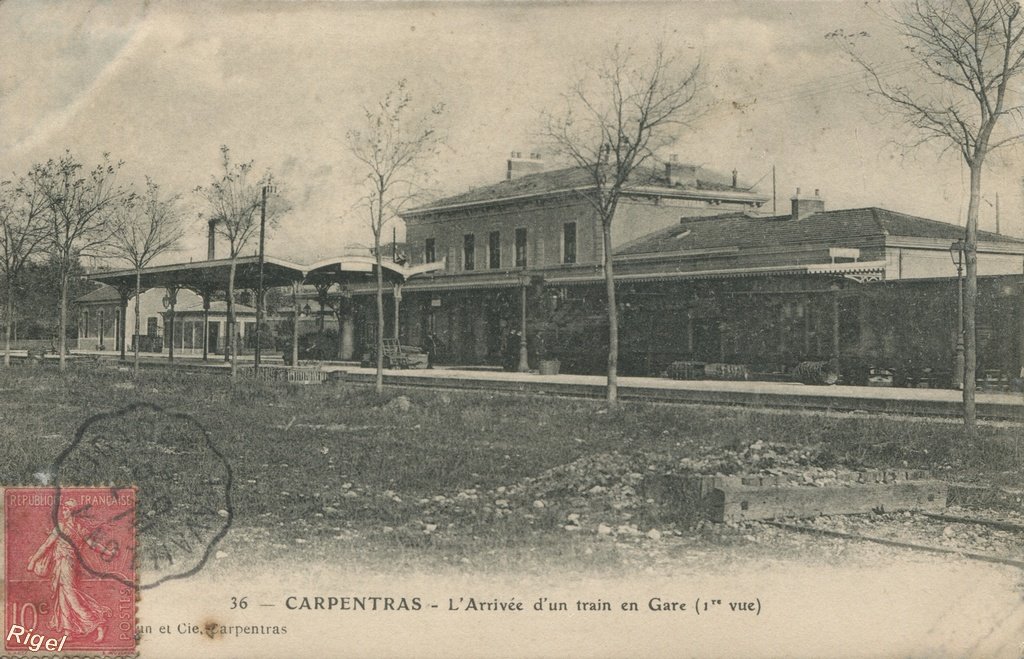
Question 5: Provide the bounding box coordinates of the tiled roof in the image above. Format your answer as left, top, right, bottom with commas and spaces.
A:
615, 207, 1024, 255
407, 163, 760, 212
75, 285, 121, 304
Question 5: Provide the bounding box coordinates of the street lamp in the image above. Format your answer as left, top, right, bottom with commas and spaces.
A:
949, 239, 965, 389
254, 182, 277, 373
162, 288, 177, 363
517, 273, 531, 372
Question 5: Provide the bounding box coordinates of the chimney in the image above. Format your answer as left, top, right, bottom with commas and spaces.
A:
507, 151, 545, 180
664, 155, 697, 187
791, 187, 825, 220
207, 219, 217, 260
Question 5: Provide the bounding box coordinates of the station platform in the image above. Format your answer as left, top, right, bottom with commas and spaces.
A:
330, 365, 1024, 421
10, 349, 1022, 421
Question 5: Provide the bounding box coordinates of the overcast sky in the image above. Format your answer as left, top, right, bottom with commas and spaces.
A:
2, 0, 1022, 263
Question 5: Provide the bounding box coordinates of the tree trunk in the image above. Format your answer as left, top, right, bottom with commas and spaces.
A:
393, 285, 401, 341
228, 258, 237, 379
133, 269, 141, 375
291, 281, 299, 367
602, 218, 618, 404
374, 228, 385, 394
58, 271, 68, 371
962, 161, 981, 440
119, 293, 128, 361
336, 305, 345, 357
4, 284, 12, 367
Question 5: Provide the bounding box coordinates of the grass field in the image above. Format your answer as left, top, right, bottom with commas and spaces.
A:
0, 363, 1020, 571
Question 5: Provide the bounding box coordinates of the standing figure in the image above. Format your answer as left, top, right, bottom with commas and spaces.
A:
503, 328, 520, 371
26, 498, 111, 642
425, 332, 439, 369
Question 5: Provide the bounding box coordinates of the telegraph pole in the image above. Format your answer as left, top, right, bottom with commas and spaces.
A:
254, 183, 275, 373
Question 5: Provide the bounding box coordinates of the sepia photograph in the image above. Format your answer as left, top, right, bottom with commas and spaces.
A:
1, 0, 1023, 656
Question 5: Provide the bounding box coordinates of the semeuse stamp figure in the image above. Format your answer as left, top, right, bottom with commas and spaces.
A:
5, 486, 136, 654
28, 497, 114, 642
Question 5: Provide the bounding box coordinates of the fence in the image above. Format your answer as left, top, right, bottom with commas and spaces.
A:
247, 364, 328, 385
4, 339, 59, 353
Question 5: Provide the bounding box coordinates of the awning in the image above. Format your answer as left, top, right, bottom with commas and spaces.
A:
343, 272, 529, 295
90, 255, 307, 293
88, 255, 444, 296
403, 274, 525, 292
548, 261, 888, 286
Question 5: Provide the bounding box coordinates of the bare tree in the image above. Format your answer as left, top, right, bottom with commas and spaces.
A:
830, 0, 1024, 439
0, 176, 48, 366
109, 179, 184, 375
543, 42, 707, 404
347, 79, 444, 394
30, 152, 129, 370
196, 146, 282, 379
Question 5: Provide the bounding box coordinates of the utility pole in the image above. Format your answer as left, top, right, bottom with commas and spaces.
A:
254, 183, 275, 373
772, 165, 777, 215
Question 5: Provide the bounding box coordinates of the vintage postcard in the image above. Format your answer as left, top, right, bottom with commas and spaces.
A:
1, 0, 1023, 657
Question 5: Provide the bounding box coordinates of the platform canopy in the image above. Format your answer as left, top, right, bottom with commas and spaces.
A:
89, 254, 443, 295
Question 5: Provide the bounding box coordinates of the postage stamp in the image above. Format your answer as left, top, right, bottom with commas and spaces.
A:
4, 486, 136, 655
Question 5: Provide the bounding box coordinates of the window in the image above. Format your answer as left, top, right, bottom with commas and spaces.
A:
463, 234, 475, 271
147, 317, 159, 337
424, 238, 436, 263
515, 228, 528, 268
489, 231, 501, 269
563, 222, 577, 264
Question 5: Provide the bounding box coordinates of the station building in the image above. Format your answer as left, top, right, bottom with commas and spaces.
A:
342, 155, 1024, 386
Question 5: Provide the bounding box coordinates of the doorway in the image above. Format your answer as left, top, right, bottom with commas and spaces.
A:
208, 321, 220, 354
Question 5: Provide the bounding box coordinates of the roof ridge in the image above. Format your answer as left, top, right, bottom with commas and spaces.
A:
408, 162, 766, 213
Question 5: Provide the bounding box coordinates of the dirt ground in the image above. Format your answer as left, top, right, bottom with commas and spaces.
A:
3, 366, 1023, 657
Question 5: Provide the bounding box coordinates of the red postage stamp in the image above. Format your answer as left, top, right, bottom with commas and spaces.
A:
4, 486, 136, 655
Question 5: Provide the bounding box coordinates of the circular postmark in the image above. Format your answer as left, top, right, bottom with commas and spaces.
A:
52, 403, 233, 590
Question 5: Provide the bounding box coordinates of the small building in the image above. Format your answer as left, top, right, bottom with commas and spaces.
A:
74, 285, 122, 352
158, 299, 258, 356
75, 285, 258, 356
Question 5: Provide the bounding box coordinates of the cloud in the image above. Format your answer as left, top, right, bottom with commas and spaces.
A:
0, 0, 1020, 265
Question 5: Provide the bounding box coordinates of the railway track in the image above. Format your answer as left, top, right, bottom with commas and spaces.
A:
764, 509, 1024, 569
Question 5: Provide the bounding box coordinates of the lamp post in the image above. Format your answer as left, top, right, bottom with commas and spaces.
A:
950, 239, 965, 390
254, 183, 276, 374
517, 273, 531, 372
161, 289, 177, 363
290, 282, 301, 367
